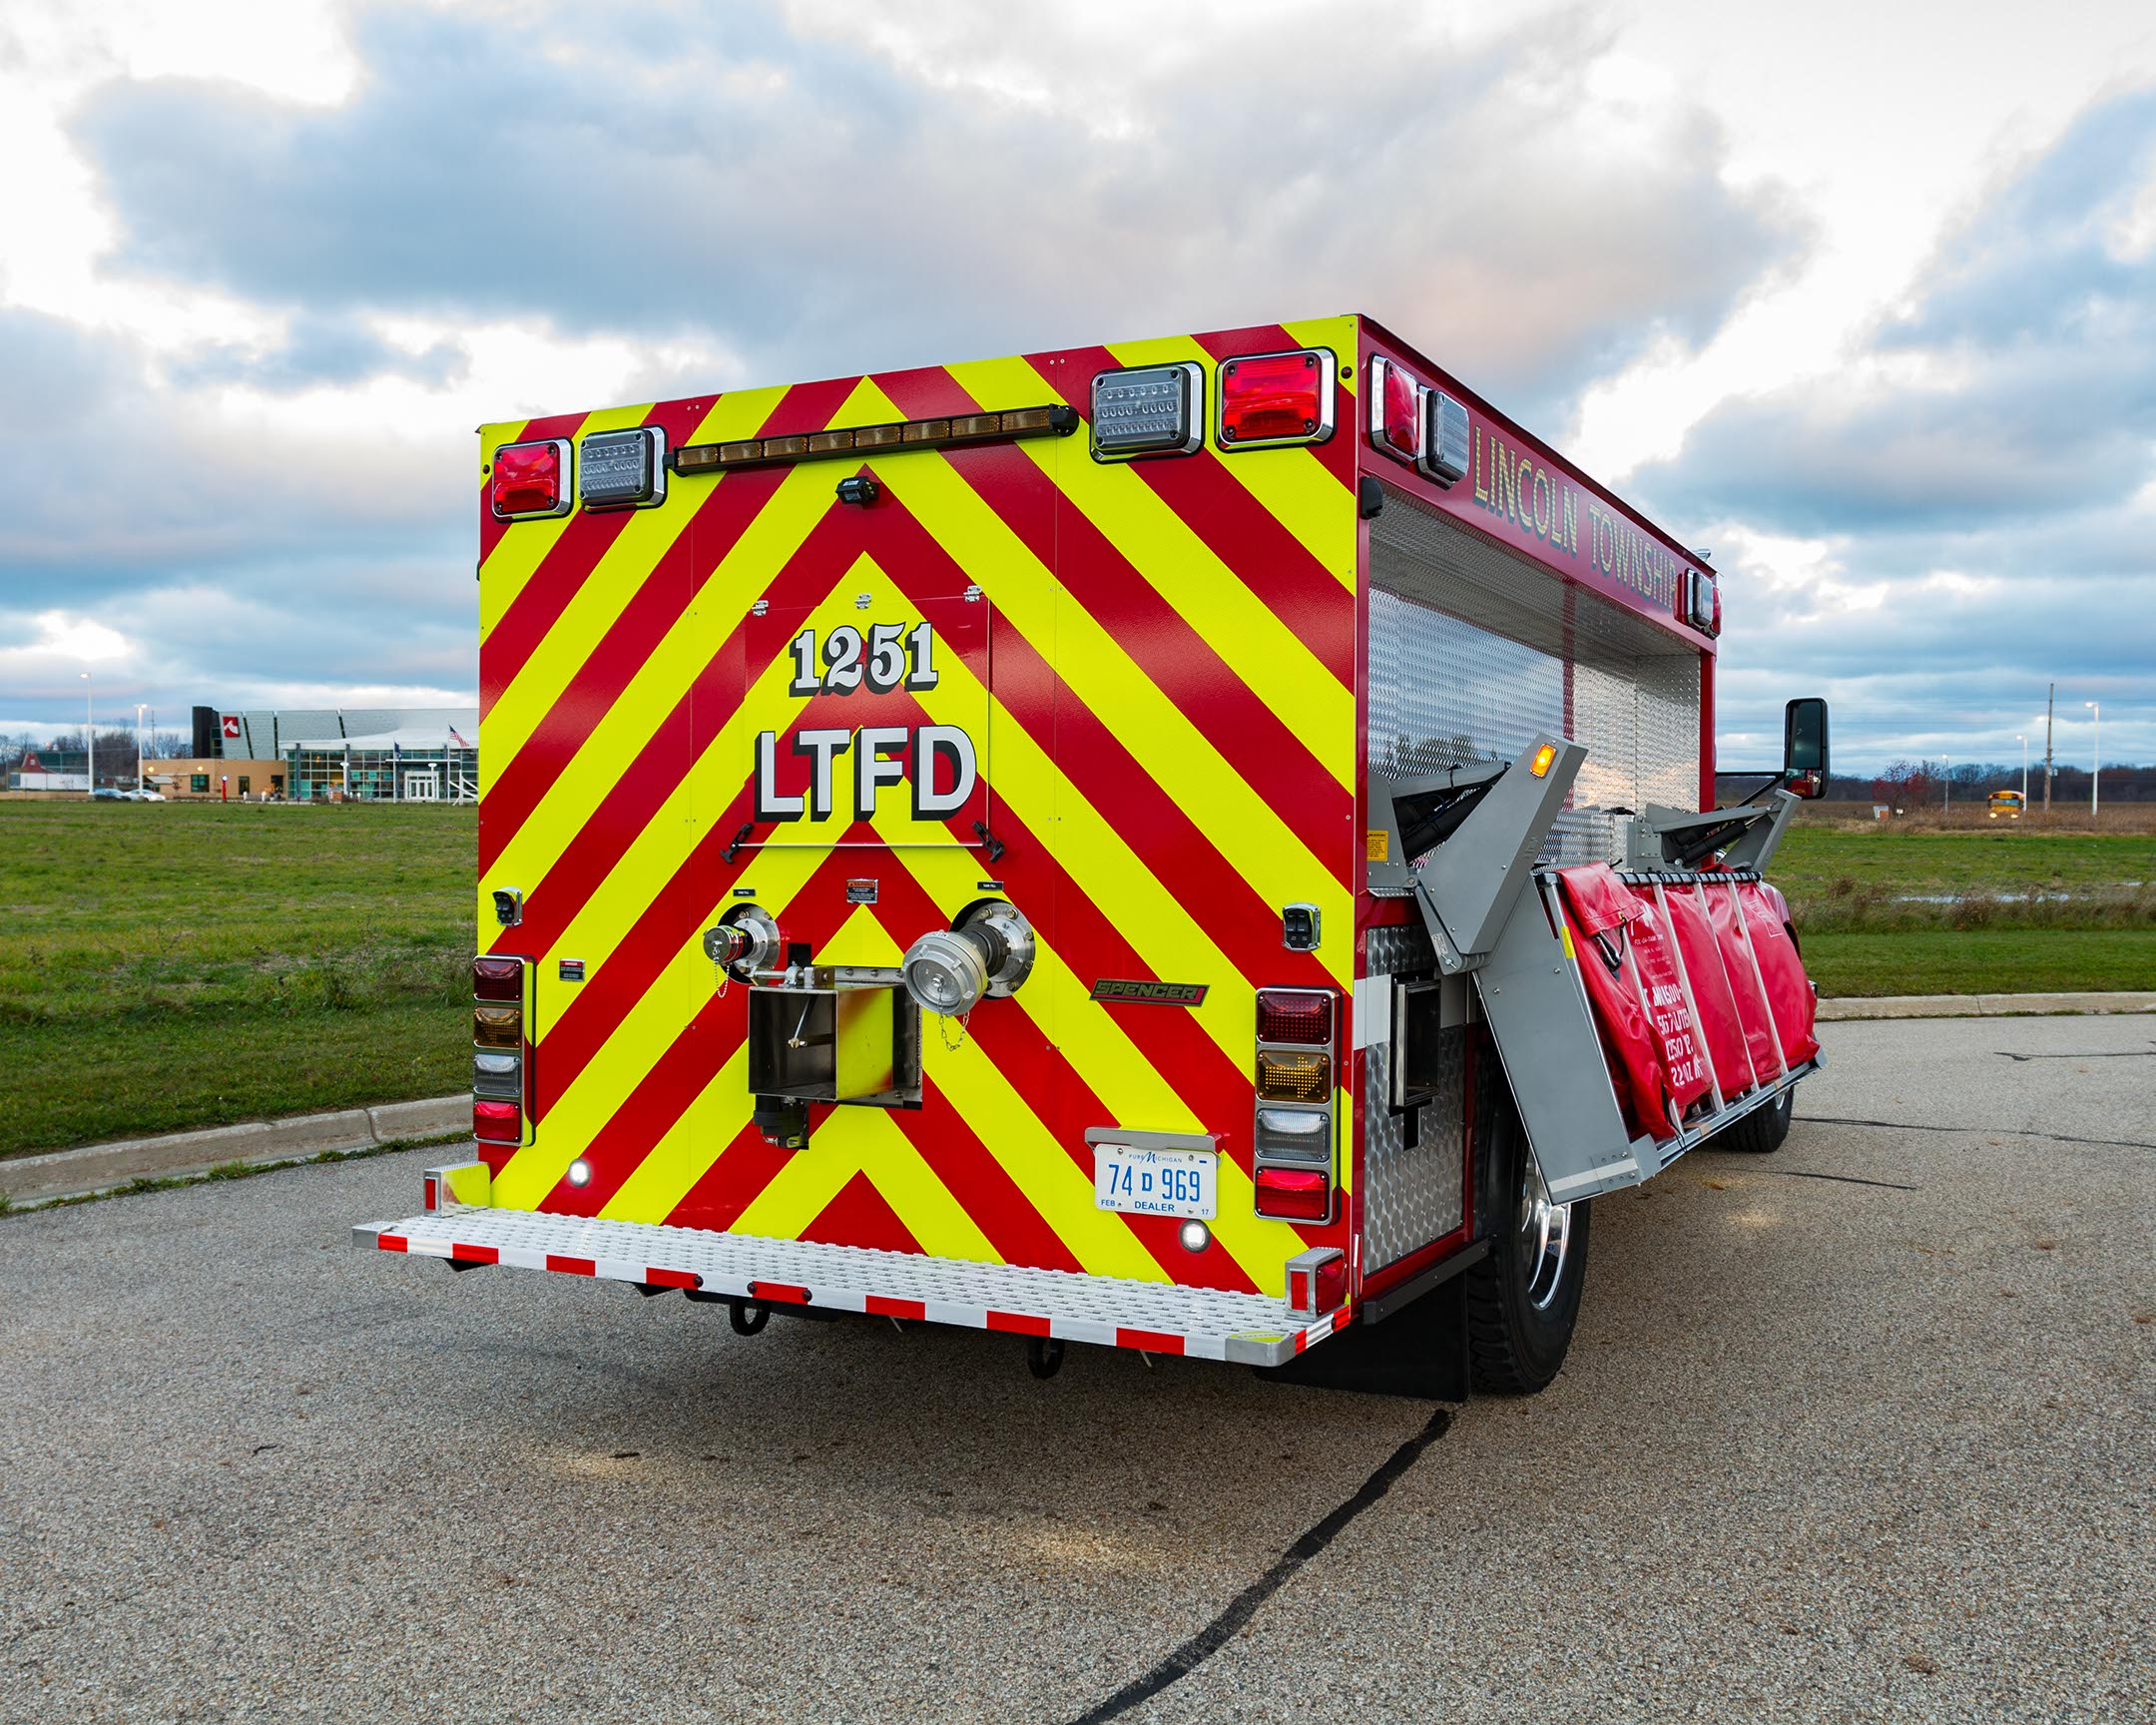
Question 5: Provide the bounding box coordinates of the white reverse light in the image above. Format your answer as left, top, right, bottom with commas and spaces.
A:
1090, 362, 1204, 458
1179, 1219, 1212, 1254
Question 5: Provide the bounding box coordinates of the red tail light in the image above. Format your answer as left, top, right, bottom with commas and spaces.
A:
1219, 348, 1335, 447
1258, 988, 1334, 1046
1255, 1165, 1331, 1222
1368, 357, 1422, 464
473, 955, 522, 1000
491, 439, 572, 520
473, 1098, 522, 1143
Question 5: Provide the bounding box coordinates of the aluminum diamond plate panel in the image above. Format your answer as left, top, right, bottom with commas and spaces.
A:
1360, 924, 1466, 1270
357, 1208, 1340, 1366
1369, 487, 1701, 866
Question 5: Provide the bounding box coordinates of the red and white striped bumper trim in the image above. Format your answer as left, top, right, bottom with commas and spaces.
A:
356, 1209, 1349, 1367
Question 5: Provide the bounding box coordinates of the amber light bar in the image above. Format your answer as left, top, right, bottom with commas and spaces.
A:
672, 404, 1078, 474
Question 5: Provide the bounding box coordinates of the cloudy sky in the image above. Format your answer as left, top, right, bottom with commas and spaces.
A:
2, 0, 2152, 775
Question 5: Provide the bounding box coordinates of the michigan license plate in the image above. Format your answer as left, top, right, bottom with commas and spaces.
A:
1093, 1146, 1217, 1221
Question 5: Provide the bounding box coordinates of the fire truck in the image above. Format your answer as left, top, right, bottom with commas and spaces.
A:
357, 315, 1829, 1398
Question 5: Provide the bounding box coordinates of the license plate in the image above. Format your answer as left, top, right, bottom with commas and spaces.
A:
1093, 1146, 1217, 1220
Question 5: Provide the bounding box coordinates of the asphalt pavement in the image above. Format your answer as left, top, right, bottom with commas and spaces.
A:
3, 1014, 2149, 1723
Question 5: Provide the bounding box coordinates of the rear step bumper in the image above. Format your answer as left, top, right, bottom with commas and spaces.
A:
355, 1209, 1348, 1367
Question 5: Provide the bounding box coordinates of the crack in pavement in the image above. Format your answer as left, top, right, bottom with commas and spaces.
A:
1803, 1114, 2156, 1153
1066, 1407, 1453, 1723
1995, 1046, 2155, 1062
1773, 1169, 1921, 1192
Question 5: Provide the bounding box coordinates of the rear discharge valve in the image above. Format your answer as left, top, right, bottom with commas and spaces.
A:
901, 902, 1034, 1019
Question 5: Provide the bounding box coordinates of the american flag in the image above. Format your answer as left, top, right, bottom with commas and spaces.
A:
450, 726, 471, 748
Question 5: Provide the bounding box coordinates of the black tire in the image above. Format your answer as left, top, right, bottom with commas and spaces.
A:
1709, 1084, 1795, 1155
1463, 1088, 1591, 1395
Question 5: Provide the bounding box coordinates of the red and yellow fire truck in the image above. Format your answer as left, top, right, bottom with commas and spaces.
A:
359, 315, 1828, 1397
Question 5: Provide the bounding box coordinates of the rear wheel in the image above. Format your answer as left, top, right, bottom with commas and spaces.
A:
1463, 1090, 1591, 1395
1709, 1084, 1795, 1155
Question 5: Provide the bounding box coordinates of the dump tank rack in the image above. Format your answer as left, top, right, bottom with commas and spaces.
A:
1385, 738, 1822, 1205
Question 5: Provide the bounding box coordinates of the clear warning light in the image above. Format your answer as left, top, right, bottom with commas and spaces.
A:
1090, 362, 1203, 457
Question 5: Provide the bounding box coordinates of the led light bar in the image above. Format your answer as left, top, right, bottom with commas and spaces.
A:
1091, 362, 1204, 459
672, 405, 1077, 474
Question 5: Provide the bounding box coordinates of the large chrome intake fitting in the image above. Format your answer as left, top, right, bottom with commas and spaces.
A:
901, 902, 1034, 1018
703, 904, 780, 982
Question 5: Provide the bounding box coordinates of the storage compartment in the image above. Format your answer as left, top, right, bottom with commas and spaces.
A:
747, 985, 921, 1107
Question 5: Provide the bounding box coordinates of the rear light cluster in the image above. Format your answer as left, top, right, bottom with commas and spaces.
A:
472, 955, 527, 1144
1091, 348, 1337, 461
1253, 988, 1337, 1224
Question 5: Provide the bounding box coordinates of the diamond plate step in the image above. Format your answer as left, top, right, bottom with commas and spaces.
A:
356, 1208, 1348, 1367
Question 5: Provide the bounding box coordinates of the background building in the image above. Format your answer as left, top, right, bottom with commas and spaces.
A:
191, 705, 478, 803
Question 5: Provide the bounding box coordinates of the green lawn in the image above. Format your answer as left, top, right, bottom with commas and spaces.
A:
1774, 823, 2155, 897
1800, 929, 2156, 998
0, 802, 473, 1159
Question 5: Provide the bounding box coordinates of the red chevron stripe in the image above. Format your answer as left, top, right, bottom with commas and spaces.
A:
800, 1172, 922, 1256
476, 466, 785, 875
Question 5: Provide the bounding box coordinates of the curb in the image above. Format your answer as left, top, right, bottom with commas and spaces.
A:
1818, 990, 2156, 1022
1, 1095, 469, 1208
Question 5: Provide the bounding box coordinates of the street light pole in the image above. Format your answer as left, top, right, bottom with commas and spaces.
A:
80, 671, 92, 799
2086, 702, 2099, 817
136, 703, 146, 794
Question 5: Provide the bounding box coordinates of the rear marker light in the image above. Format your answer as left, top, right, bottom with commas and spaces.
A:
1682, 568, 1722, 637
1179, 1220, 1212, 1254
474, 1098, 522, 1143
1530, 744, 1557, 779
1218, 348, 1336, 448
1255, 1166, 1331, 1223
1257, 988, 1334, 1046
565, 1157, 592, 1188
1090, 363, 1204, 458
1286, 1246, 1348, 1317
1367, 357, 1422, 464
490, 439, 573, 521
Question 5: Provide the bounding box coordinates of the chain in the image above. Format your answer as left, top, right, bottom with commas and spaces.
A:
938, 1008, 972, 1051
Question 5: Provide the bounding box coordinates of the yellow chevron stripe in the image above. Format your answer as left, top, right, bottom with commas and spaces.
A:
948, 354, 1354, 762
729, 1104, 1002, 1264
1107, 321, 1358, 589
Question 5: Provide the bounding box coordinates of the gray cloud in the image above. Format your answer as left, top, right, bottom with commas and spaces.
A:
72, 0, 1800, 413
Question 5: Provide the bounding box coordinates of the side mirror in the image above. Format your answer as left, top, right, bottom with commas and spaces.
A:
1784, 698, 1829, 796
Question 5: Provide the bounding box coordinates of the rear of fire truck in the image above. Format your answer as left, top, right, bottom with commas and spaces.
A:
357, 313, 1826, 1398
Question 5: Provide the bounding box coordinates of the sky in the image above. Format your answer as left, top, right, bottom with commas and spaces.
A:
1, 0, 2152, 776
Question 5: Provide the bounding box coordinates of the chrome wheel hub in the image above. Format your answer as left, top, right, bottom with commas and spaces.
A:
1518, 1154, 1574, 1312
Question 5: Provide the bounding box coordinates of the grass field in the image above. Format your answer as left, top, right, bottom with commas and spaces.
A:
1, 799, 2149, 1158
0, 802, 472, 1159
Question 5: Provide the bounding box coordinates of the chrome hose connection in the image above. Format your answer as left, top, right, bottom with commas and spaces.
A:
900, 901, 1035, 1018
